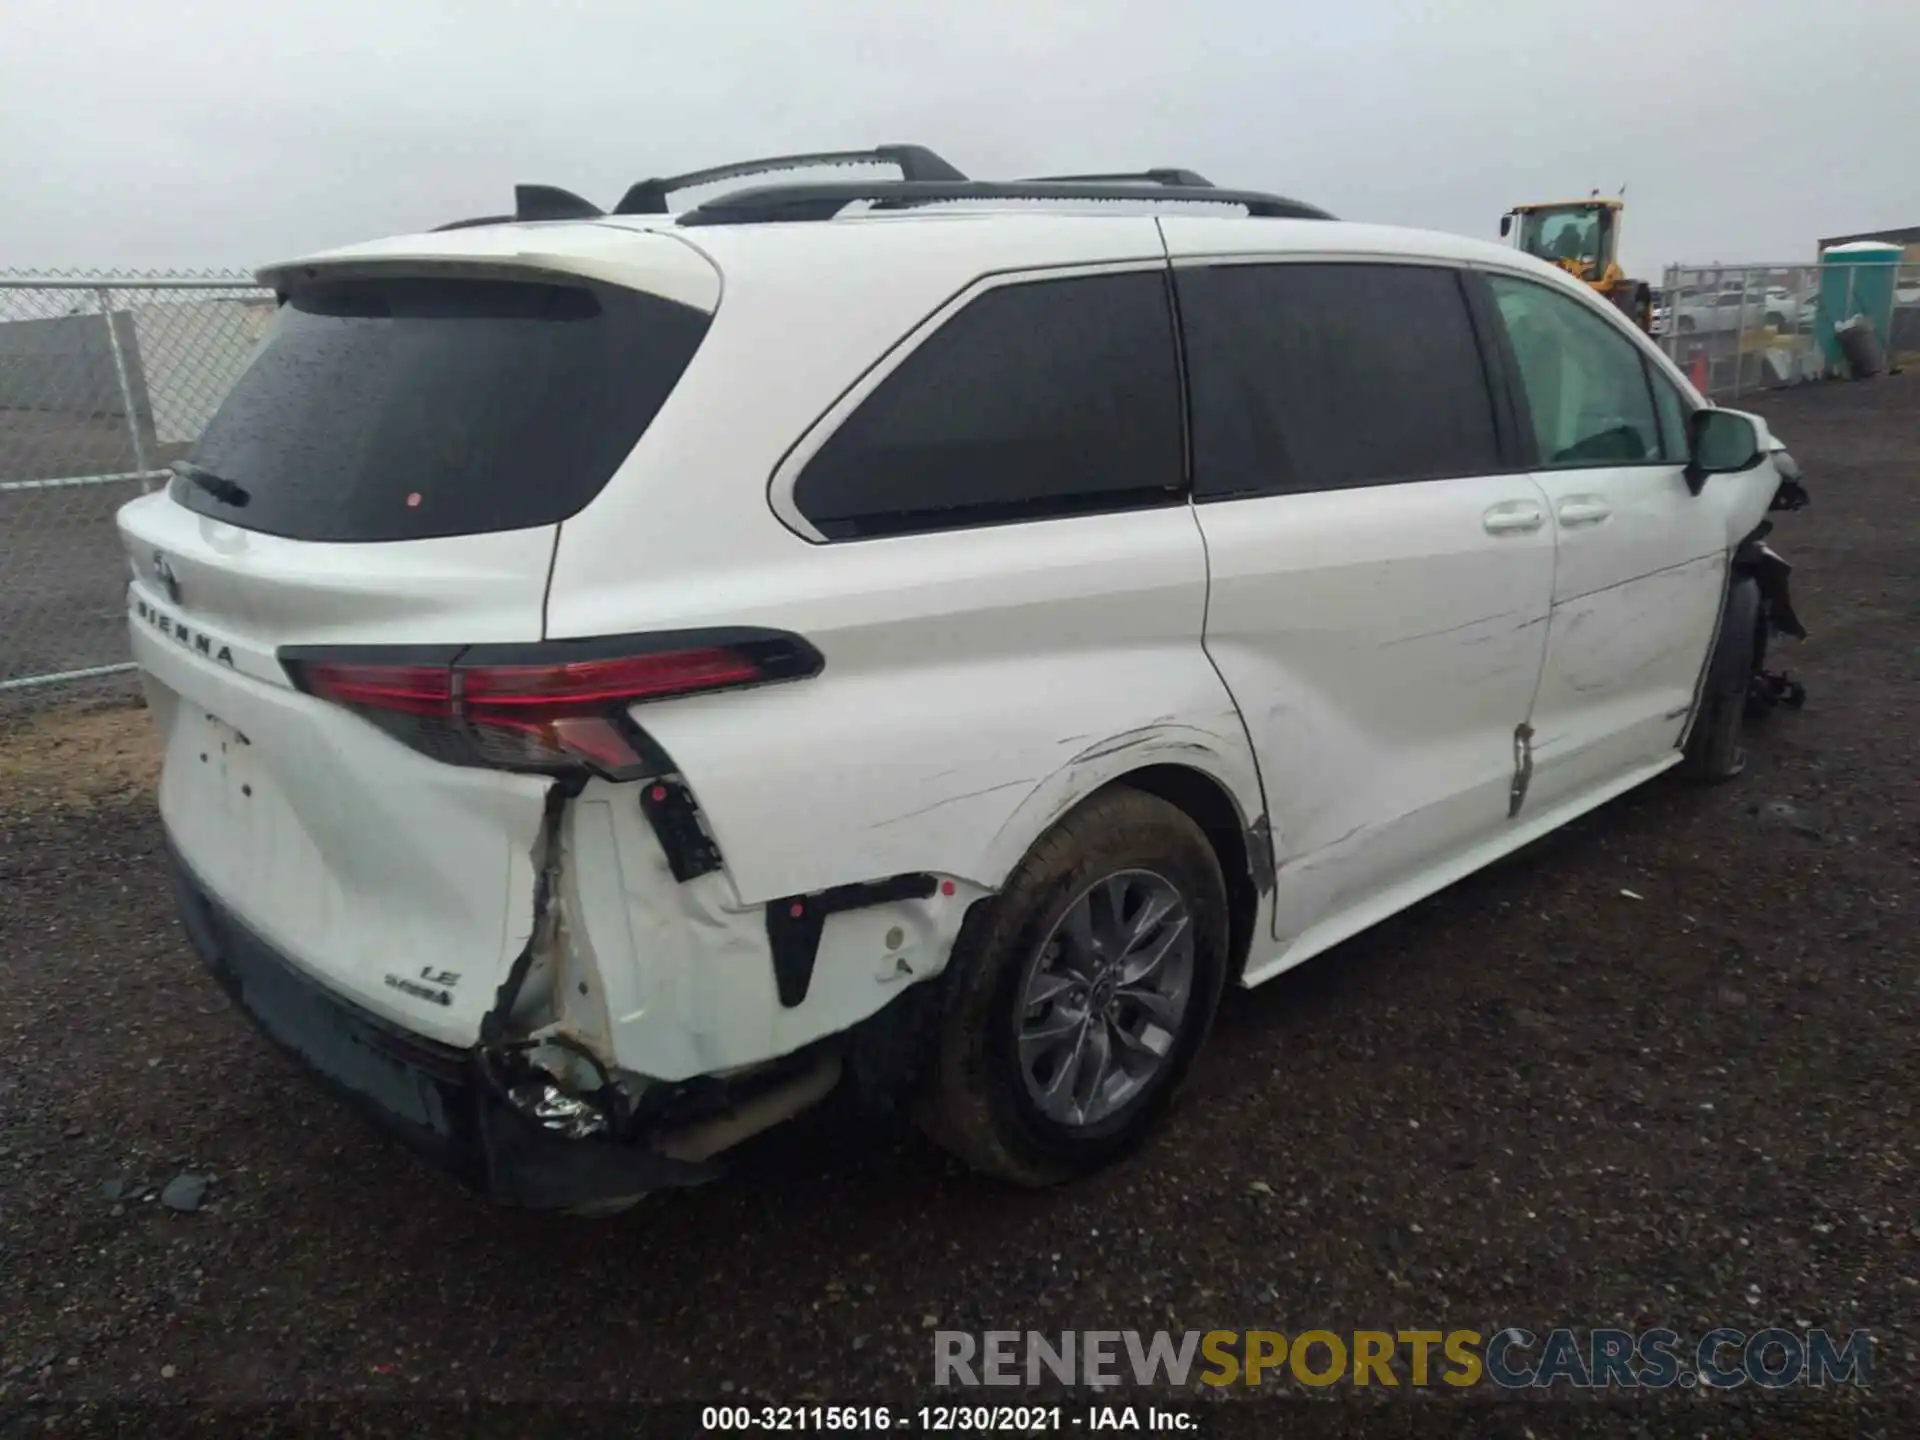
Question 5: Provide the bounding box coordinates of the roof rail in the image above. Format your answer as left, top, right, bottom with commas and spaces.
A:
677, 180, 1334, 227
1022, 169, 1215, 188
612, 144, 966, 216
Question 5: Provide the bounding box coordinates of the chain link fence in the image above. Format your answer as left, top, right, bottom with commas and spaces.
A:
1891, 263, 1920, 366
1, 270, 273, 705
1655, 259, 1919, 400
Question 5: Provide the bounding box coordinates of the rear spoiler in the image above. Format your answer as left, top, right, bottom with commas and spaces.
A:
254, 228, 722, 314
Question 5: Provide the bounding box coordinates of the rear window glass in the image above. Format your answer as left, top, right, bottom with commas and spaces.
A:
176, 275, 711, 542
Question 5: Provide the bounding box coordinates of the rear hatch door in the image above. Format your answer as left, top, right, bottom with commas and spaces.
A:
119, 233, 718, 1044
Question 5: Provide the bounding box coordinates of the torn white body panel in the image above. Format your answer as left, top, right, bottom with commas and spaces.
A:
554, 779, 991, 1081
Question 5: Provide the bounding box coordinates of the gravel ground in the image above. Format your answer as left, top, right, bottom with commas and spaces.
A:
0, 375, 1914, 1436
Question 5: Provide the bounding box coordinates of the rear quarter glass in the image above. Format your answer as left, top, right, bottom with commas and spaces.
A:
174, 274, 712, 543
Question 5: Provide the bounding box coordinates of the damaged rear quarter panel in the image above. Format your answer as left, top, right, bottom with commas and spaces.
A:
556, 707, 1263, 1085
556, 777, 993, 1079
537, 508, 1271, 1084
548, 657, 1265, 1080
622, 509, 1263, 909
635, 648, 1265, 906
551, 697, 1266, 1084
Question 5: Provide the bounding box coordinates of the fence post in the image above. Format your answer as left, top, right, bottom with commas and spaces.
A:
1730, 268, 1750, 400
1789, 263, 1804, 380
97, 285, 153, 490
1661, 264, 1677, 362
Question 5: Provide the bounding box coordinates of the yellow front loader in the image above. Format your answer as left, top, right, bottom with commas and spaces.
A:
1500, 195, 1654, 332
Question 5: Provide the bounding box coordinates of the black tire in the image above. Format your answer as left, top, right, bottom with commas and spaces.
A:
916, 787, 1229, 1187
1765, 311, 1787, 332
1743, 609, 1773, 720
1677, 315, 1697, 334
1682, 576, 1760, 782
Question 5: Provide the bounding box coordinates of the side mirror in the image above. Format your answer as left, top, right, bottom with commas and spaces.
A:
1684, 409, 1764, 495
1499, 214, 1513, 237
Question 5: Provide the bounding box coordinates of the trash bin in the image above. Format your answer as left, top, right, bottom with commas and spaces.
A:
1817, 242, 1902, 373
1835, 315, 1884, 378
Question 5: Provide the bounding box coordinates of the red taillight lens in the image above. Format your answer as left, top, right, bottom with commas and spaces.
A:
460, 650, 762, 715
283, 632, 820, 778
299, 663, 454, 717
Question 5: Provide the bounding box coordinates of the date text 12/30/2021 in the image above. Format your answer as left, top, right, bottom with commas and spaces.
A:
701, 1405, 1195, 1432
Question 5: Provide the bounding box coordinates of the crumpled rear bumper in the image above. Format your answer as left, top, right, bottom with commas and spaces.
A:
167, 839, 715, 1209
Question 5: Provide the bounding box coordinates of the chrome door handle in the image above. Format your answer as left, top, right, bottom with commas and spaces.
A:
1483, 501, 1545, 535
1557, 496, 1613, 527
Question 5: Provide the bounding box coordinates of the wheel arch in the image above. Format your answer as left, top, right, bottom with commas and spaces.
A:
1105, 763, 1264, 985
978, 732, 1270, 987
850, 748, 1269, 1133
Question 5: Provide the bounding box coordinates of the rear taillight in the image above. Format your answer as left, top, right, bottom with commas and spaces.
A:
282, 631, 821, 778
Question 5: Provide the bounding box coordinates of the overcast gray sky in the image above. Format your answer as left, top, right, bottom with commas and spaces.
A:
6, 0, 1917, 276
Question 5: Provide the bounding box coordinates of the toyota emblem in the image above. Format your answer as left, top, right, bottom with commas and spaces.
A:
152, 551, 182, 604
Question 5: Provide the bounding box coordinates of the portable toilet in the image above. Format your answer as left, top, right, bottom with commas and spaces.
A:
1817, 241, 1903, 372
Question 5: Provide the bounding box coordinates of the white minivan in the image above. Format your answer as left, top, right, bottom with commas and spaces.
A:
118, 147, 1789, 1210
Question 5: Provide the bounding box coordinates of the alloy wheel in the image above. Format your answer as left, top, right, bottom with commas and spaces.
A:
1015, 869, 1196, 1128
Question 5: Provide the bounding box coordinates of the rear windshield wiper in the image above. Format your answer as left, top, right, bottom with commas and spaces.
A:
169, 459, 250, 508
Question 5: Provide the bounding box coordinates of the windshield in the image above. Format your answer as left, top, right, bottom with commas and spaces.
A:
1517, 207, 1611, 276
177, 274, 712, 543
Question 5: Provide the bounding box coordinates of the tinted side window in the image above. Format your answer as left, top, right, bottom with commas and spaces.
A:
792, 270, 1183, 540
1178, 262, 1501, 500
1646, 359, 1691, 461
1487, 274, 1662, 467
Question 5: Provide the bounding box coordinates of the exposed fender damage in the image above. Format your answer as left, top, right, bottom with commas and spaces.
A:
1736, 445, 1813, 713
467, 768, 992, 1198
476, 777, 625, 1138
